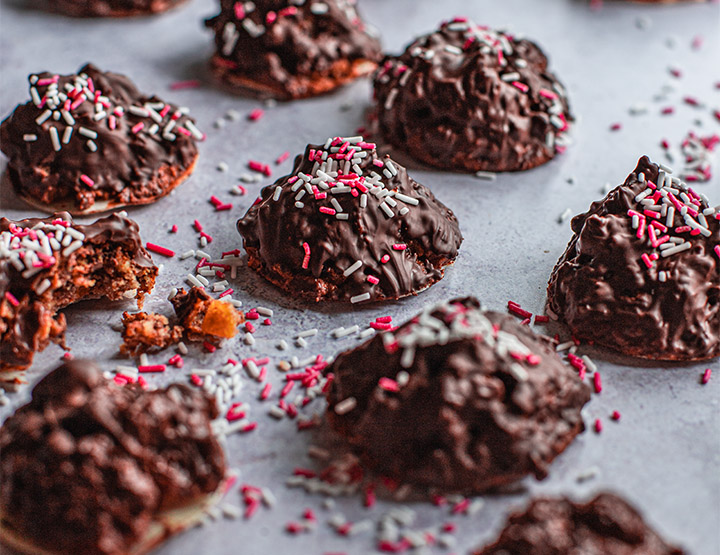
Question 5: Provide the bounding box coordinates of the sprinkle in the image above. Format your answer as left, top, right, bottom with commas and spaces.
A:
146, 242, 175, 257
23, 134, 37, 142
170, 80, 201, 90
138, 364, 166, 373
558, 207, 573, 223
392, 244, 407, 251
48, 127, 61, 151
609, 123, 622, 131
248, 109, 264, 121
343, 260, 362, 277
350, 292, 371, 304
474, 171, 497, 181
380, 254, 390, 264
131, 122, 144, 134
276, 151, 290, 164
611, 411, 621, 421
593, 372, 602, 393
701, 368, 712, 385
4, 292, 19, 307
594, 419, 603, 434
334, 397, 357, 415
511, 81, 529, 93
80, 174, 95, 187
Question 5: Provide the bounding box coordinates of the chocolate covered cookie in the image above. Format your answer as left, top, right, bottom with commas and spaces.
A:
236, 136, 463, 303
547, 156, 719, 361
325, 297, 591, 492
205, 0, 382, 99
0, 212, 157, 372
0, 64, 201, 215
474, 493, 684, 554
45, 0, 187, 17
0, 359, 226, 555
372, 18, 572, 173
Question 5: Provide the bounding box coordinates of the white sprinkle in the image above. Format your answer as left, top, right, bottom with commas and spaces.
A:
359, 328, 375, 339
217, 162, 229, 173
177, 341, 188, 355
379, 202, 394, 218
23, 134, 38, 142
277, 339, 288, 350
61, 239, 82, 256
244, 332, 255, 345
576, 466, 601, 482
350, 292, 371, 304
310, 2, 328, 14
179, 250, 195, 260
186, 274, 204, 288
343, 260, 362, 277
49, 127, 61, 151
297, 328, 318, 338
508, 363, 529, 382
660, 242, 691, 257
474, 171, 497, 181
334, 397, 357, 415
86, 140, 97, 152
556, 340, 575, 352
273, 186, 282, 201
35, 278, 52, 295
35, 109, 52, 125
581, 355, 598, 373
558, 208, 573, 223
184, 120, 205, 140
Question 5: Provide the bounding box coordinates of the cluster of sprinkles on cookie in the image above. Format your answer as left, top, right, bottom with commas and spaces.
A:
237, 135, 463, 303
373, 17, 573, 172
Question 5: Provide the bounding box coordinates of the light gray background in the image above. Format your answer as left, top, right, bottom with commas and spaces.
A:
1, 0, 719, 553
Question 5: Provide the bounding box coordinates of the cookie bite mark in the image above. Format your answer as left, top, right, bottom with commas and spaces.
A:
547, 156, 719, 361
205, 0, 382, 99
0, 64, 202, 215
0, 212, 158, 372
325, 297, 591, 493
373, 17, 572, 172
236, 136, 463, 303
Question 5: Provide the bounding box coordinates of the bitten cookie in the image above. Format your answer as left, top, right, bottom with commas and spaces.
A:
236, 136, 463, 303
205, 0, 382, 99
372, 18, 572, 172
474, 493, 684, 554
0, 64, 201, 215
0, 212, 157, 372
44, 0, 188, 17
547, 156, 719, 361
325, 297, 591, 492
0, 359, 227, 555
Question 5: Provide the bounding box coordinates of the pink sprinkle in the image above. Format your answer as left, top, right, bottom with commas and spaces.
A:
364, 484, 376, 508
170, 80, 201, 91
594, 419, 603, 434
62, 352, 73, 360
611, 410, 621, 421
260, 383, 272, 400
275, 151, 290, 164
145, 242, 175, 257
190, 374, 203, 387
193, 219, 203, 232
131, 122, 144, 134
170, 224, 178, 233
534, 315, 550, 324
378, 377, 399, 392
367, 275, 380, 285
248, 108, 264, 121
669, 67, 682, 79
451, 498, 470, 515
245, 322, 256, 333
4, 292, 19, 307
302, 242, 311, 269
691, 35, 703, 50
262, 318, 271, 326
79, 174, 95, 187
265, 10, 277, 24
610, 123, 622, 131
258, 366, 267, 382
641, 253, 654, 269
219, 288, 234, 298
702, 368, 712, 384
507, 301, 532, 319
661, 106, 675, 115
246, 309, 259, 320
684, 96, 701, 107
233, 1, 244, 18
380, 254, 390, 264
281, 381, 294, 398
713, 245, 720, 259
376, 316, 392, 324
511, 81, 529, 93
370, 322, 392, 331
203, 341, 217, 353
392, 243, 407, 251
593, 372, 602, 393
200, 231, 213, 243
138, 364, 166, 373
242, 422, 258, 433
539, 88, 557, 99
319, 206, 336, 215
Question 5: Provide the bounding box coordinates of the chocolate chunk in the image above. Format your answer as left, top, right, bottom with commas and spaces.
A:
325, 297, 591, 492
0, 212, 158, 371
474, 493, 684, 554
547, 156, 719, 361
120, 311, 183, 355
205, 0, 382, 99
0, 360, 226, 555
236, 137, 463, 303
0, 64, 200, 214
372, 18, 572, 172
44, 0, 187, 17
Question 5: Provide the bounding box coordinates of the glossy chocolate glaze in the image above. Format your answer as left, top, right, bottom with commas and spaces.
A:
547, 156, 719, 361
236, 138, 463, 303
373, 18, 572, 172
205, 0, 382, 99
0, 360, 225, 555
0, 64, 199, 212
325, 297, 591, 492
475, 493, 684, 554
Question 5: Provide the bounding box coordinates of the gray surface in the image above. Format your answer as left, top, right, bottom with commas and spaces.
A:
1, 0, 719, 554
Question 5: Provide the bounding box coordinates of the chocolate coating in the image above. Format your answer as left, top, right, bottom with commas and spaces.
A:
547, 156, 719, 361
205, 0, 382, 99
236, 137, 463, 303
0, 64, 199, 214
0, 212, 158, 371
0, 360, 226, 555
475, 493, 684, 554
372, 18, 572, 172
45, 0, 187, 17
325, 297, 591, 492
